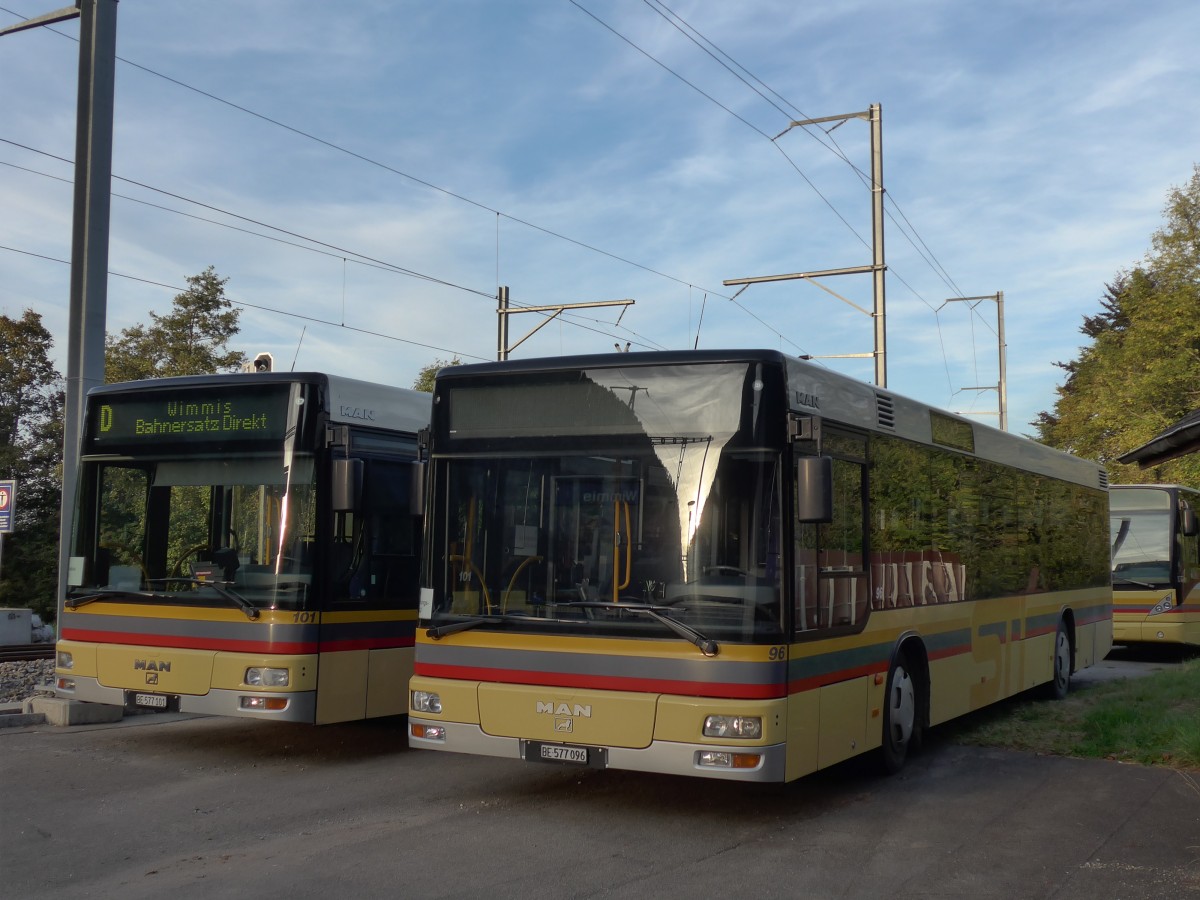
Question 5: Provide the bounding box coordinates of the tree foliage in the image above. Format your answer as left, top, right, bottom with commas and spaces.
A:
106, 266, 244, 381
0, 269, 245, 623
1036, 165, 1200, 486
413, 357, 462, 392
0, 310, 64, 620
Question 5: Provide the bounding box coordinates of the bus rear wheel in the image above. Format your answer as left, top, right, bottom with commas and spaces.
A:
881, 651, 919, 774
1044, 619, 1071, 701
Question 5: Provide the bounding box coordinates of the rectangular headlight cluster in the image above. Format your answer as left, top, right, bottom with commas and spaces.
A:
411, 690, 442, 714
703, 715, 762, 739
245, 666, 289, 687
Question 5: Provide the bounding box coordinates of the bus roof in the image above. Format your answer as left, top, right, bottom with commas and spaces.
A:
433, 349, 1106, 489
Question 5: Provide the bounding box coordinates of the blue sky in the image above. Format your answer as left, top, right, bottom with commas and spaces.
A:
2, 0, 1197, 436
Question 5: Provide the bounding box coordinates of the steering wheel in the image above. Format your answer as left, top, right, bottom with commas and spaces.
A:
170, 543, 211, 578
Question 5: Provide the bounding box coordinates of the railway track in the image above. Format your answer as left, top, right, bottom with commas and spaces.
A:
0, 643, 56, 663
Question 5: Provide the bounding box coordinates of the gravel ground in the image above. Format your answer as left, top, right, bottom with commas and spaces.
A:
0, 659, 55, 705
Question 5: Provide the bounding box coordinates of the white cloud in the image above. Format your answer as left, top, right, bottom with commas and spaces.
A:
1, 0, 1198, 432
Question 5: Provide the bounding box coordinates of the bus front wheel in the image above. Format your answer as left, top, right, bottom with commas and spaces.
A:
881, 651, 919, 774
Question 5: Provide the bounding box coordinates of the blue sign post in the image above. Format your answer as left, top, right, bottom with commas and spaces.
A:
0, 479, 14, 583
0, 479, 14, 533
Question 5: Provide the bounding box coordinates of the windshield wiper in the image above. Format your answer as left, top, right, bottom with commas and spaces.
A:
426, 615, 505, 639
1112, 576, 1160, 589
65, 588, 173, 609
142, 578, 260, 620
564, 601, 719, 657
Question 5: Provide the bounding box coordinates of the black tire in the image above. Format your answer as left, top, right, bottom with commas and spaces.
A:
881, 651, 920, 775
1044, 619, 1071, 701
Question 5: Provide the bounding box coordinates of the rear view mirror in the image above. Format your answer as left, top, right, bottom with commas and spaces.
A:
1182, 506, 1198, 537
796, 456, 833, 523
410, 461, 426, 516
332, 458, 363, 513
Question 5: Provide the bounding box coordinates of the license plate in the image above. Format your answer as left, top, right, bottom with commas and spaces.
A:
542, 744, 587, 763
134, 693, 168, 709
523, 741, 591, 765
524, 741, 606, 767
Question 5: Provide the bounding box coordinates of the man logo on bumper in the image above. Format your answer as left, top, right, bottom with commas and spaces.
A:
538, 700, 591, 733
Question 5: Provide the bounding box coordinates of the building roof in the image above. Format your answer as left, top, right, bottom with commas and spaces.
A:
1117, 408, 1200, 467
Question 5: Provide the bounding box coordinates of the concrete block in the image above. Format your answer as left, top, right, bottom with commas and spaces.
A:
26, 696, 123, 726
0, 705, 46, 728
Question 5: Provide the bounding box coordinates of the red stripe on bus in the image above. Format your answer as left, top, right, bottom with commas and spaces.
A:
1024, 625, 1058, 639
1114, 606, 1200, 615
928, 642, 972, 661
413, 662, 787, 699
60, 628, 318, 655
320, 637, 414, 652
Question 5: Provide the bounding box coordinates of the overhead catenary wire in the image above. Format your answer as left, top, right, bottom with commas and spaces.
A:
1, 146, 672, 356
579, 0, 996, 391
2, 4, 958, 374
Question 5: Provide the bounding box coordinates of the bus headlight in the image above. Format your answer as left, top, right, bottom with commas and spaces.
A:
57, 650, 74, 670
411, 690, 442, 714
697, 750, 762, 769
245, 666, 290, 687
703, 715, 762, 739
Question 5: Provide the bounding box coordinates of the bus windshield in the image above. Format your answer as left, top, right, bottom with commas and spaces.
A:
430, 362, 785, 643
70, 453, 318, 611
1110, 488, 1173, 586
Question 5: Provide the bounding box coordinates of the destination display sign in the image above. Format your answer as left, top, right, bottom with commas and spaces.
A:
86, 385, 292, 451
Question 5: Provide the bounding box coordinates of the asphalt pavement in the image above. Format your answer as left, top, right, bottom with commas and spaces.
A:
1, 648, 1198, 899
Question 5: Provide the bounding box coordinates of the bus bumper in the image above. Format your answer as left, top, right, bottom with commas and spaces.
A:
1115, 621, 1190, 644
53, 673, 318, 723
409, 717, 788, 782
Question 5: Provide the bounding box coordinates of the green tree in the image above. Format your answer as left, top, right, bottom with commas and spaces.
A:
106, 266, 244, 381
413, 357, 462, 392
1036, 165, 1200, 486
0, 310, 64, 621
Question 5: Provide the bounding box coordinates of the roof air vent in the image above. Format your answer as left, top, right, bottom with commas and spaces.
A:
875, 393, 895, 430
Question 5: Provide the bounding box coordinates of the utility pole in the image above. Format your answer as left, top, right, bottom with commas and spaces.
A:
724, 103, 887, 386
941, 292, 1007, 431
496, 285, 634, 360
2, 1, 119, 614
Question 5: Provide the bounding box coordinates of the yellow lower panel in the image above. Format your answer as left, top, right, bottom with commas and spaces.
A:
817, 677, 869, 769
210, 653, 317, 691
315, 650, 368, 724
95, 645, 215, 695
1023, 632, 1054, 694
56, 640, 96, 679
1113, 620, 1144, 643
478, 682, 656, 747
409, 675, 481, 724
785, 690, 821, 781
365, 647, 413, 718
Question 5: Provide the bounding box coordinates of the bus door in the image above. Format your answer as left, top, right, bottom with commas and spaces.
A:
550, 474, 643, 605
